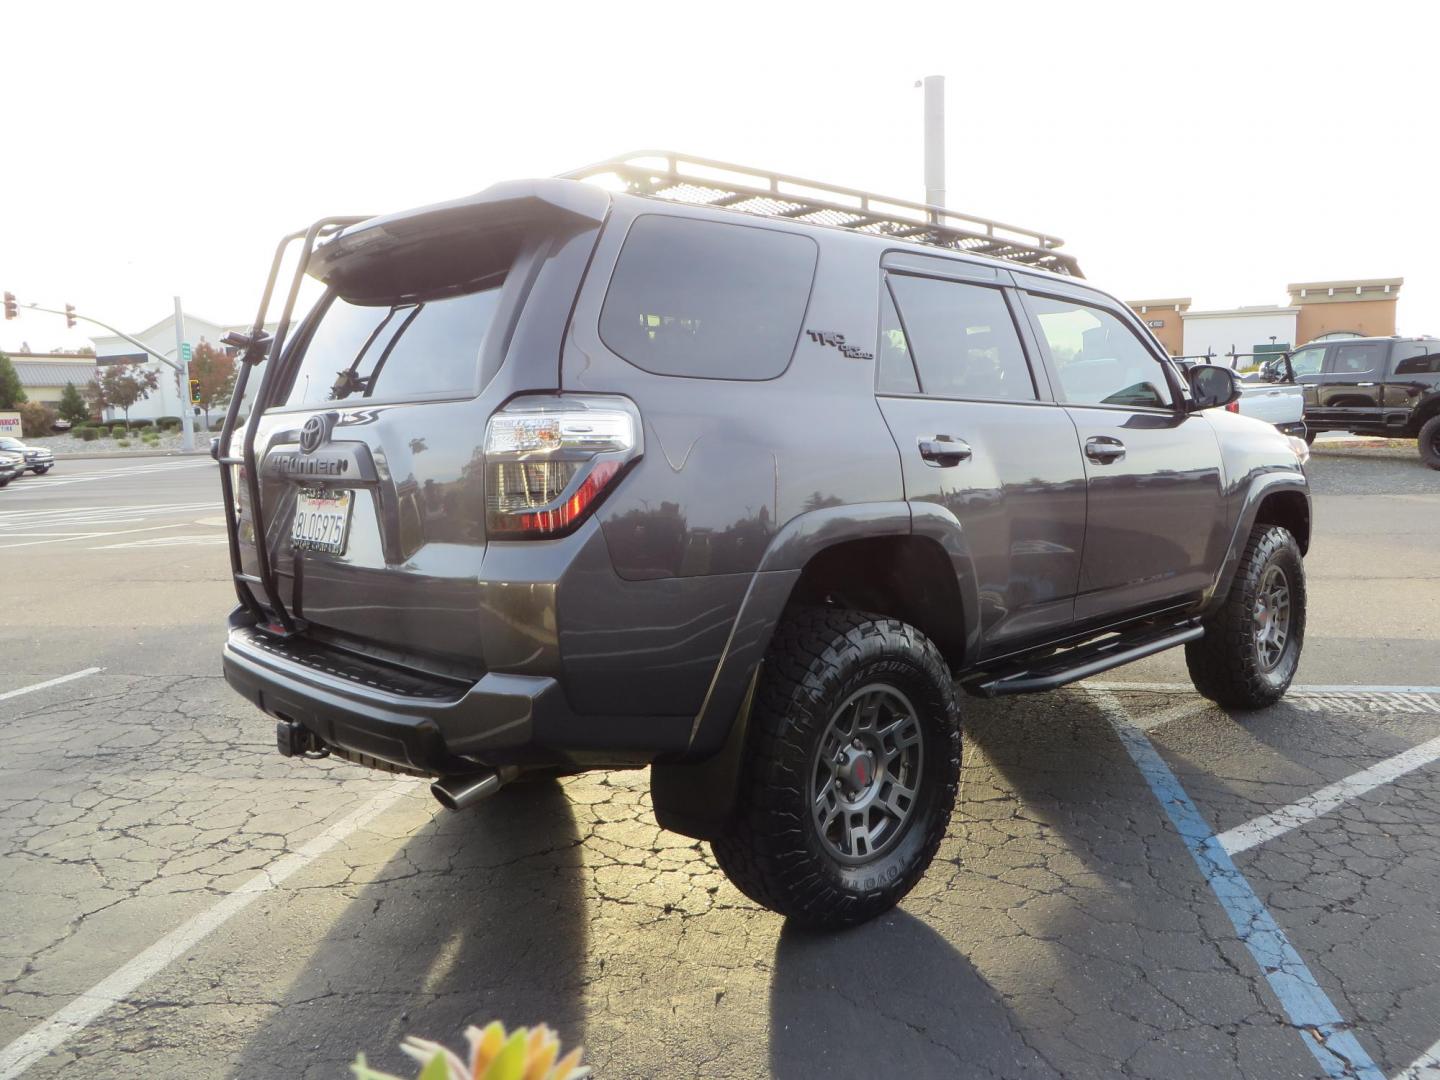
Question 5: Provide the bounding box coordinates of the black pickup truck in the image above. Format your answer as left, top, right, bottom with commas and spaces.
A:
1261, 336, 1440, 468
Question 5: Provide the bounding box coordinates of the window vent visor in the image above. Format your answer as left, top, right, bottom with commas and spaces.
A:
482, 396, 641, 539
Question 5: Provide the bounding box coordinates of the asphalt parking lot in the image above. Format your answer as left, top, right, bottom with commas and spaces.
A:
0, 448, 1437, 1079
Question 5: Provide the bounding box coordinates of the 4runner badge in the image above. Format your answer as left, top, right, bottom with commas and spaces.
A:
805, 329, 874, 361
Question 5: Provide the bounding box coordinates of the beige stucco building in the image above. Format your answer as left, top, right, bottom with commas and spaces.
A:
10, 354, 97, 407
1128, 278, 1402, 363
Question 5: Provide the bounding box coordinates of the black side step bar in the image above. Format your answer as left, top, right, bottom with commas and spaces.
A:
964, 621, 1204, 698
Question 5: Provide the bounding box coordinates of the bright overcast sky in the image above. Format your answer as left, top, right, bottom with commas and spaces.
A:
2, 0, 1435, 353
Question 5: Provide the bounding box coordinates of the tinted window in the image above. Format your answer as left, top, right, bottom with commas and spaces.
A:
285, 286, 504, 407
887, 276, 1036, 401
1028, 294, 1172, 408
599, 216, 817, 380
1327, 342, 1386, 376
1289, 346, 1325, 376
1394, 343, 1440, 375
876, 285, 920, 394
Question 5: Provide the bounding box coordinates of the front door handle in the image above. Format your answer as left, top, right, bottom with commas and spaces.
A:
918, 435, 973, 467
1085, 436, 1126, 464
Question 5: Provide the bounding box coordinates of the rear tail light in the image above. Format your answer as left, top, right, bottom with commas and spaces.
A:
1225, 399, 1240, 413
483, 395, 641, 538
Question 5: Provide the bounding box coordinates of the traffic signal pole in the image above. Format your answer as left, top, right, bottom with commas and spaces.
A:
173, 296, 195, 452
8, 298, 198, 452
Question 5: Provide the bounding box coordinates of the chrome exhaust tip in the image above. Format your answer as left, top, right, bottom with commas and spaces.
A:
430, 767, 517, 811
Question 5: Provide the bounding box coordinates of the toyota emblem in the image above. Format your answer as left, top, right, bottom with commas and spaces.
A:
299, 414, 328, 454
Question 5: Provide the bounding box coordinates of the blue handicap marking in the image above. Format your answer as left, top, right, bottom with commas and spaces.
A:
1106, 706, 1384, 1080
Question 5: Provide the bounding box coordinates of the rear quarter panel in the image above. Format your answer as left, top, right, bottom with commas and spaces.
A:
557, 207, 904, 716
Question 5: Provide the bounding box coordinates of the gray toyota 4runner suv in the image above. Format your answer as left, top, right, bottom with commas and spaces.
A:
218, 152, 1312, 929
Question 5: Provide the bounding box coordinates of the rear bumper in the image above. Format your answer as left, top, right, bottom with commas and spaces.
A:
222, 614, 690, 774
225, 621, 568, 774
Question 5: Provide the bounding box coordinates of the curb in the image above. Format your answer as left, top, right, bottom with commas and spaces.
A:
1311, 436, 1410, 450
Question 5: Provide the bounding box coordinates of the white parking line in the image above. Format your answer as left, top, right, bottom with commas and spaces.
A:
1217, 733, 1440, 856
90, 534, 228, 550
0, 668, 102, 703
0, 780, 417, 1080
1395, 1038, 1440, 1079
1085, 681, 1440, 696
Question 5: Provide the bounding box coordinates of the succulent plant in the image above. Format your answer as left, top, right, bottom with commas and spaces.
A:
351, 1021, 590, 1080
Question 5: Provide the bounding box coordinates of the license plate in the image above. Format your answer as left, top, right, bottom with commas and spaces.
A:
292, 488, 352, 555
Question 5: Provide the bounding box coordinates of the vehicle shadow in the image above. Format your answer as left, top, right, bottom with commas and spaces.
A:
768, 912, 1051, 1079
928, 690, 1311, 1078
233, 779, 587, 1078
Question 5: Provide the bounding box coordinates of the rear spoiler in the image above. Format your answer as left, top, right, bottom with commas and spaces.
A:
309, 180, 611, 303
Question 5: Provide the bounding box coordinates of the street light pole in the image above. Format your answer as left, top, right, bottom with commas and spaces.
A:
173, 297, 195, 453
921, 74, 946, 221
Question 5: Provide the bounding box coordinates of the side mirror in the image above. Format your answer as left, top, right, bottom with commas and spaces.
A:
1185, 364, 1242, 411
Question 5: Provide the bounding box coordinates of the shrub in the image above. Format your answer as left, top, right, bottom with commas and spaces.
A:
19, 402, 58, 438
71, 428, 87, 439
81, 428, 99, 442
111, 425, 127, 437
116, 439, 131, 448
129, 418, 153, 430
156, 415, 181, 429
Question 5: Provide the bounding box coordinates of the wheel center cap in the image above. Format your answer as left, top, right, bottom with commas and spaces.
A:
837, 747, 877, 796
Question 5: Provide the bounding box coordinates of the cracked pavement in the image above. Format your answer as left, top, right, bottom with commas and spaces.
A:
1, 451, 1436, 1079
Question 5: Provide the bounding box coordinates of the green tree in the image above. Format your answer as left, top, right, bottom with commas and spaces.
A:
0, 353, 27, 409
189, 342, 236, 429
58, 381, 90, 424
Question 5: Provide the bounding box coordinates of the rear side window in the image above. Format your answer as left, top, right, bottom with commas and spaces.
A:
876, 286, 921, 394
1394, 343, 1440, 375
886, 275, 1036, 401
599, 216, 817, 380
1326, 341, 1386, 376
284, 286, 504, 408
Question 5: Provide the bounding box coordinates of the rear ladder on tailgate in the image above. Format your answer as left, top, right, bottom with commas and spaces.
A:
217, 216, 371, 637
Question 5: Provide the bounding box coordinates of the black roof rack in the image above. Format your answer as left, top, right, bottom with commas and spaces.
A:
561, 150, 1082, 278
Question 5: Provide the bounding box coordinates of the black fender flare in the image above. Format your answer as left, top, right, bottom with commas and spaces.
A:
650, 500, 979, 839
1202, 470, 1310, 614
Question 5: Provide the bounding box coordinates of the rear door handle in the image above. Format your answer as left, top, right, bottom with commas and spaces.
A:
918, 436, 972, 466
1084, 436, 1126, 464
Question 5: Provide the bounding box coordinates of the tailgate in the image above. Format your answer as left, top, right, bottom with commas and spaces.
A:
228, 183, 608, 669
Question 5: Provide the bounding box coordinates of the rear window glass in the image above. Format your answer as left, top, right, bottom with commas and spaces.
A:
284, 285, 504, 407
599, 216, 817, 380
888, 275, 1036, 401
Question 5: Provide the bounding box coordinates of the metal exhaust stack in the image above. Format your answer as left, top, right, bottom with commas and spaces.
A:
431, 767, 517, 811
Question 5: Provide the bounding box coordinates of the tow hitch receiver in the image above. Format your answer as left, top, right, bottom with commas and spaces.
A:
276, 719, 326, 758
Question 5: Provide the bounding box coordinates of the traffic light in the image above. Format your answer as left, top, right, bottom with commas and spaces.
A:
3, 292, 15, 320
64, 304, 77, 329
189, 378, 202, 405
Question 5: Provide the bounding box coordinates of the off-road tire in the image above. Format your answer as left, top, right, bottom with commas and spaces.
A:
1186, 525, 1306, 709
711, 609, 961, 930
1419, 414, 1440, 471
